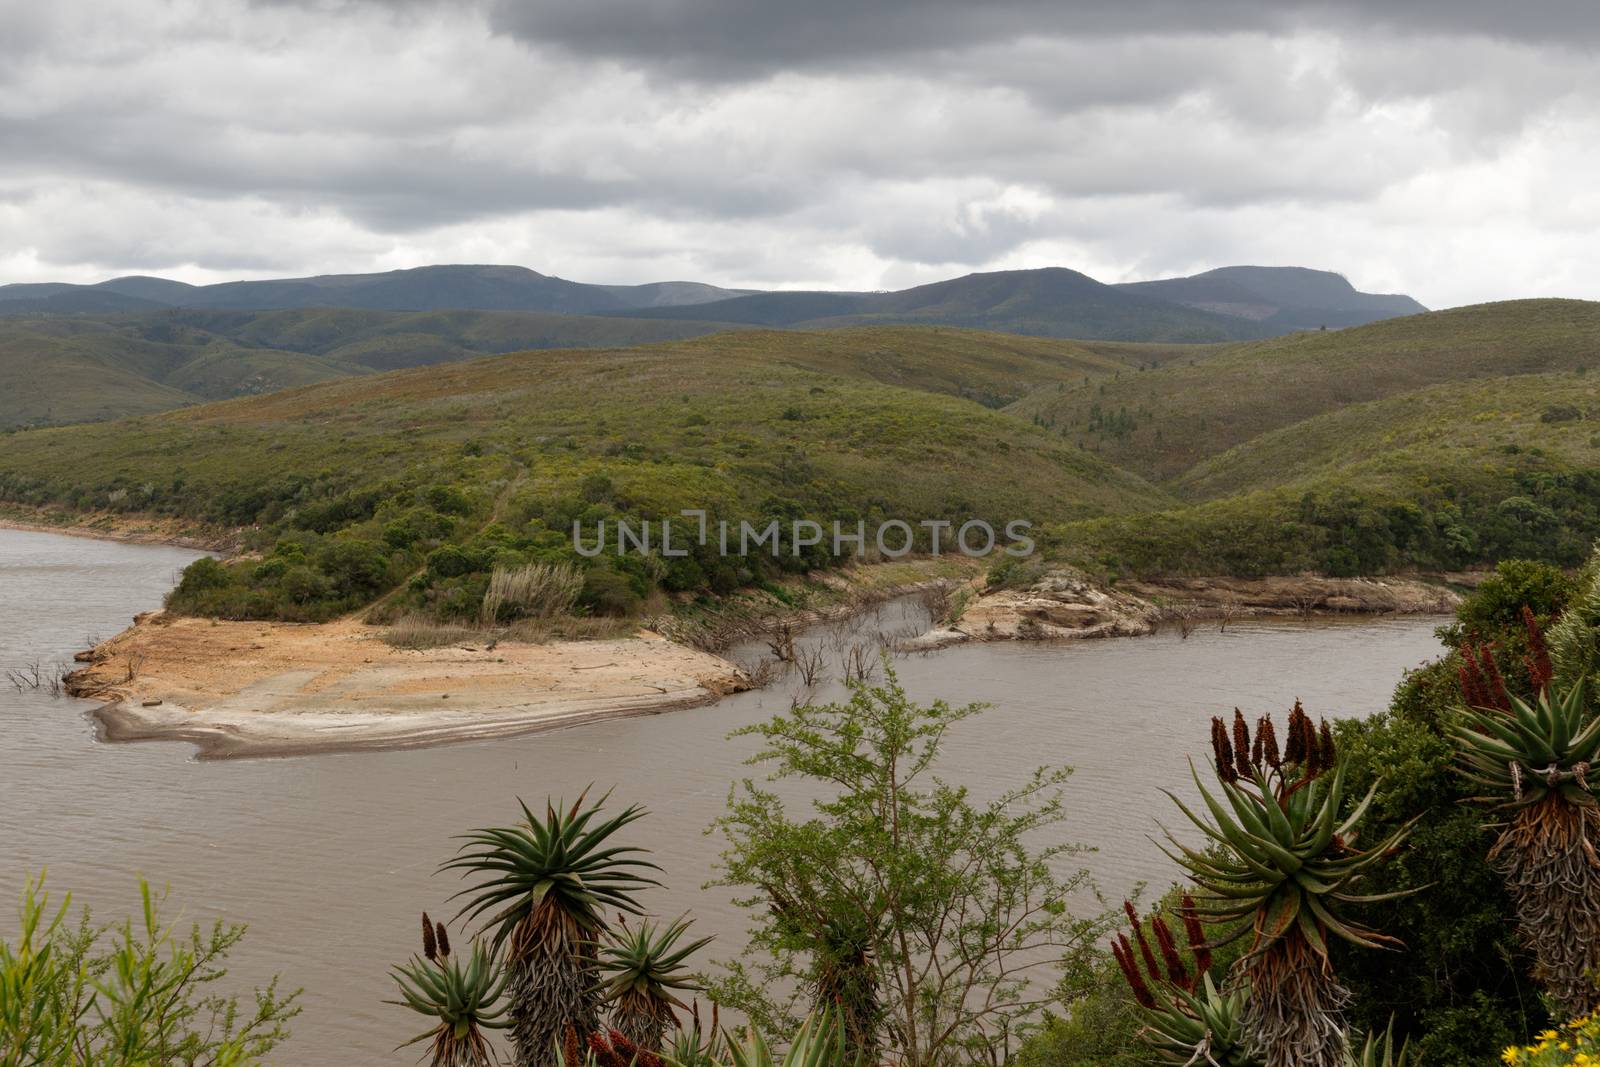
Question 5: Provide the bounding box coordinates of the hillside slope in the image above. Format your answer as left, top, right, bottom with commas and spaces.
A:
0, 307, 750, 427
0, 329, 1171, 621
0, 318, 369, 428
1175, 371, 1600, 500
1010, 299, 1600, 483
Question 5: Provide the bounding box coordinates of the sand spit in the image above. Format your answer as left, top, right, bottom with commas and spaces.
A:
67, 613, 749, 760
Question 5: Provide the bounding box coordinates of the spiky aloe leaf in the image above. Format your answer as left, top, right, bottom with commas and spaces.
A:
1451, 682, 1600, 809
1138, 973, 1257, 1067
704, 1011, 855, 1067
601, 916, 713, 1003
445, 791, 661, 1067
602, 916, 713, 1051
445, 793, 662, 953
1161, 761, 1415, 960
390, 941, 509, 1066
1346, 1020, 1411, 1067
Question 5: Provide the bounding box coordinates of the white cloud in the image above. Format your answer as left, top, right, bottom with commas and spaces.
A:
1, 0, 1597, 306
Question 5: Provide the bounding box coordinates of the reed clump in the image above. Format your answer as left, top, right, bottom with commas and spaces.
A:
481, 563, 583, 626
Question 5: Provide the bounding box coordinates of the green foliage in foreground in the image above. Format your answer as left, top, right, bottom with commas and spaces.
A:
708, 665, 1107, 1067
1023, 559, 1573, 1066
0, 873, 299, 1066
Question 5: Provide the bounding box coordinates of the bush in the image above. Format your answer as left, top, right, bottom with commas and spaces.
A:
314, 538, 394, 600
579, 568, 640, 617
0, 873, 299, 1064
171, 557, 230, 597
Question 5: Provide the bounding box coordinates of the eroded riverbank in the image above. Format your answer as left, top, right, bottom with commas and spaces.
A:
68, 613, 748, 759
56, 549, 1470, 759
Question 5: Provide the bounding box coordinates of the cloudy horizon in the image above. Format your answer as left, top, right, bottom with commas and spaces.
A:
5, 0, 1599, 308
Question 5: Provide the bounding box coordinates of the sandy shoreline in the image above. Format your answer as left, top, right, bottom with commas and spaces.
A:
0, 514, 232, 552
67, 614, 749, 760
18, 514, 1468, 761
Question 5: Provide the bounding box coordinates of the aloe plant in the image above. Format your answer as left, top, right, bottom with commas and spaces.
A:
446, 793, 660, 1067
667, 1001, 722, 1067
708, 1011, 852, 1067
1161, 705, 1415, 1067
600, 916, 712, 1051
391, 914, 509, 1067
1452, 671, 1600, 1014
1348, 1021, 1411, 1067
1113, 895, 1250, 1066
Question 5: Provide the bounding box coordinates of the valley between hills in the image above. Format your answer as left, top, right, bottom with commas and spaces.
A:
2, 265, 1593, 753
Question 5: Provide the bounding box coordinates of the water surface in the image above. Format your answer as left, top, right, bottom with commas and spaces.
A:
0, 528, 1445, 1065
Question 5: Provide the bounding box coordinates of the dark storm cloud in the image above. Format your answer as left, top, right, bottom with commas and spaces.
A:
484, 0, 1600, 79
6, 0, 1600, 305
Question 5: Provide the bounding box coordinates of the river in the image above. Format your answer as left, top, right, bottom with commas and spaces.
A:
0, 527, 1446, 1064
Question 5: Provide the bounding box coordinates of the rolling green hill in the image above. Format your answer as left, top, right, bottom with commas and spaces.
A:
6, 300, 1597, 614
1175, 371, 1600, 500
0, 318, 369, 428
1010, 299, 1600, 483
0, 308, 748, 428
0, 327, 1171, 621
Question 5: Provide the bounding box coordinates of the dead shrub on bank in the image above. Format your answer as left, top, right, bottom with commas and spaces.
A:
381, 615, 481, 650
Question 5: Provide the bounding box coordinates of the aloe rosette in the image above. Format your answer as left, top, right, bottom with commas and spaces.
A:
1159, 705, 1414, 1067
1452, 678, 1600, 1014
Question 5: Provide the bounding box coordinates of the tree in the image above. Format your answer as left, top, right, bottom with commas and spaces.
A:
709, 664, 1105, 1067
445, 794, 659, 1067
0, 873, 299, 1066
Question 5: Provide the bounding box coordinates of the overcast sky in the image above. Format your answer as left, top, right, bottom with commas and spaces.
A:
3, 1, 1599, 307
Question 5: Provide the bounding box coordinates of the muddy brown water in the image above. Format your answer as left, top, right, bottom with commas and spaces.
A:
0, 528, 1446, 1065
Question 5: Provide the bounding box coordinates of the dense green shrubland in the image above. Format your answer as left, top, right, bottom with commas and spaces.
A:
1052, 466, 1600, 580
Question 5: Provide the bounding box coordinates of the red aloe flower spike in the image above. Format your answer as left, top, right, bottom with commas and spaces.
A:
1181, 893, 1211, 976
1523, 605, 1554, 694
1232, 708, 1253, 778
590, 1033, 627, 1067
562, 1027, 581, 1067
1257, 716, 1280, 769
610, 1030, 642, 1064
421, 911, 436, 961
1210, 716, 1237, 783
1152, 914, 1190, 990
1111, 934, 1156, 1009
1459, 656, 1486, 709
1318, 720, 1337, 770
1283, 701, 1307, 764
1478, 645, 1511, 711
1124, 900, 1160, 981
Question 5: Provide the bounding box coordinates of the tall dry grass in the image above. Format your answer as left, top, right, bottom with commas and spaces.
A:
480, 562, 583, 625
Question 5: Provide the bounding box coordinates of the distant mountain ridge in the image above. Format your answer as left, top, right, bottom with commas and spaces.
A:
1114, 266, 1427, 333
601, 265, 1426, 342
0, 265, 759, 317
0, 263, 1426, 341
